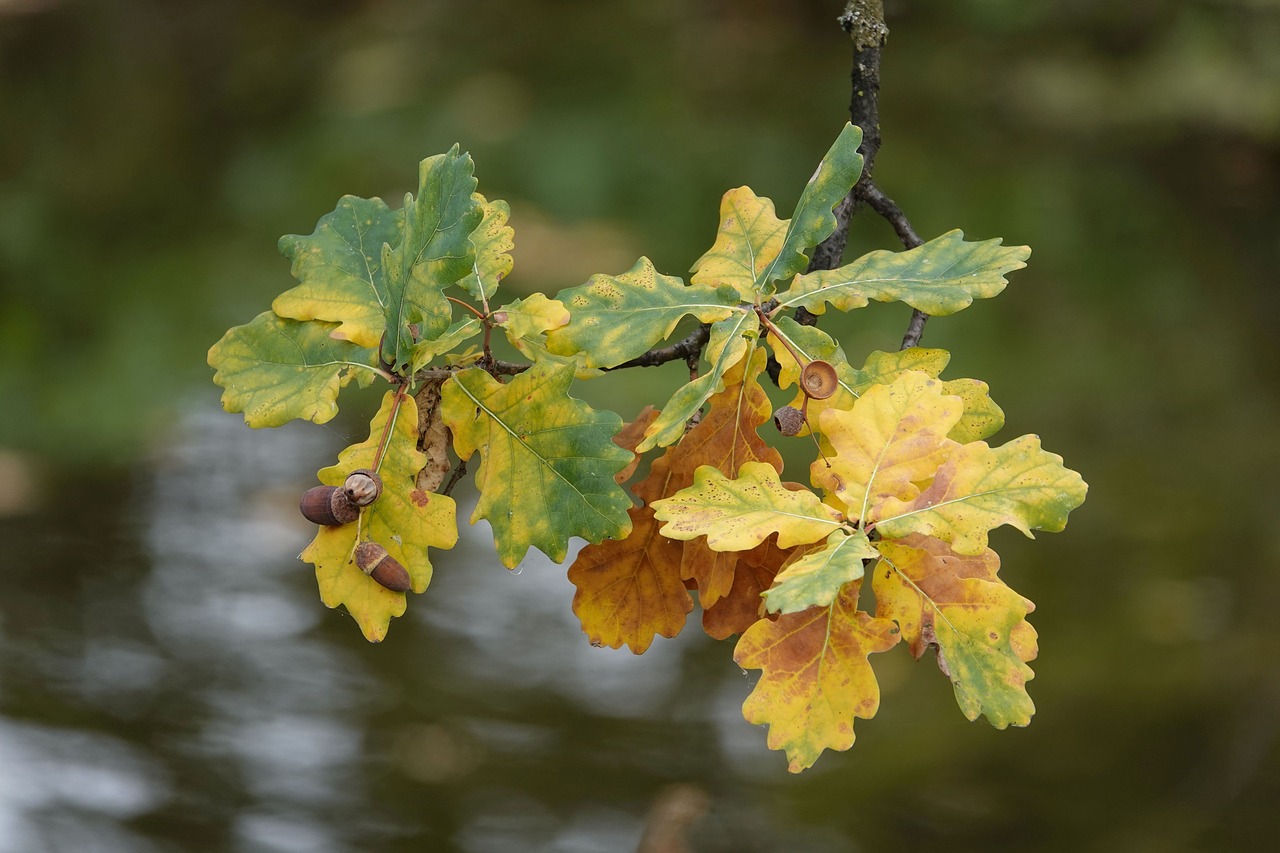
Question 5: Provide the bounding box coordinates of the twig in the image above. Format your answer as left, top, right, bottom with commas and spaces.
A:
855, 180, 930, 347
605, 324, 711, 371
441, 457, 468, 497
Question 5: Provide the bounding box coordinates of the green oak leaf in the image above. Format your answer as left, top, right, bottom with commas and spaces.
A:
273, 195, 404, 348
381, 146, 484, 373
652, 461, 845, 551
875, 435, 1088, 554
497, 293, 570, 350
207, 311, 379, 428
940, 378, 1004, 443
440, 361, 634, 566
756, 122, 864, 292
302, 390, 459, 642
545, 257, 740, 368
636, 310, 760, 452
459, 196, 514, 301
690, 186, 788, 301
762, 529, 879, 615
778, 229, 1030, 316
875, 535, 1037, 728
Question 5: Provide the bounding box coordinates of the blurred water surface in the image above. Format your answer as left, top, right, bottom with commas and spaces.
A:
2, 1, 1279, 850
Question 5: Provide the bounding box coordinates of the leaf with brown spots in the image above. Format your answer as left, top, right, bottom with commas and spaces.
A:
734, 581, 900, 772
873, 534, 1037, 728
569, 506, 691, 653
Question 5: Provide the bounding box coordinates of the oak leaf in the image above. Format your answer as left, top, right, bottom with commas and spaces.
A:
545, 257, 739, 368
459, 196, 514, 301
568, 506, 691, 654
273, 195, 404, 348
755, 122, 864, 293
689, 186, 788, 301
700, 535, 791, 639
735, 581, 900, 772
761, 529, 879, 615
811, 371, 963, 523
874, 535, 1037, 727
440, 361, 633, 566
875, 435, 1088, 555
652, 461, 844, 551
778, 229, 1030, 317
637, 310, 759, 452
207, 311, 379, 428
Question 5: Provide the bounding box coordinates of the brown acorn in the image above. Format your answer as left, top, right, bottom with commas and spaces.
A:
773, 405, 806, 437
343, 469, 383, 507
299, 486, 360, 526
800, 360, 839, 400
353, 542, 412, 592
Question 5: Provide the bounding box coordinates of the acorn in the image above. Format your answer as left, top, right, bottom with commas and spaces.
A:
299, 486, 360, 526
773, 405, 806, 437
354, 542, 413, 592
343, 469, 383, 507
800, 360, 839, 400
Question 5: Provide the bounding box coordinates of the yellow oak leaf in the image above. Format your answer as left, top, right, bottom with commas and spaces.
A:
734, 581, 900, 772
812, 370, 963, 524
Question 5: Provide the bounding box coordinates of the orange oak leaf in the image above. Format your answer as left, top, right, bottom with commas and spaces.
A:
734, 581, 900, 772
613, 405, 661, 485
873, 534, 1038, 728
701, 535, 793, 640
568, 505, 692, 654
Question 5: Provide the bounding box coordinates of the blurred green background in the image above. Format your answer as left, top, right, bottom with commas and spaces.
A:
2, 1, 1278, 850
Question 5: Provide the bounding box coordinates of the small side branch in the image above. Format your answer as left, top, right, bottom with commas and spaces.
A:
605, 324, 711, 371
855, 180, 929, 348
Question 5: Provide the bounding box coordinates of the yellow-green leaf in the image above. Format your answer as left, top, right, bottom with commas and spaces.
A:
274, 195, 403, 348
874, 535, 1037, 728
941, 378, 1005, 443
636, 310, 759, 452
302, 391, 459, 642
735, 581, 900, 772
762, 529, 878, 615
756, 122, 865, 292
690, 186, 788, 301
408, 317, 482, 374
207, 311, 379, 428
497, 293, 570, 354
779, 229, 1030, 316
382, 146, 484, 372
459, 196, 514, 301
546, 257, 740, 368
440, 362, 634, 566
875, 435, 1088, 554
652, 461, 844, 551
812, 371, 963, 524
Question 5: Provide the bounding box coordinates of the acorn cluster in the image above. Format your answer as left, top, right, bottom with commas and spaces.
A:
299, 470, 412, 592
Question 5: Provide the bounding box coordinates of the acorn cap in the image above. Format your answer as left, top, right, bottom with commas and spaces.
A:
343, 469, 383, 507
300, 485, 360, 526
773, 405, 806, 437
800, 360, 839, 400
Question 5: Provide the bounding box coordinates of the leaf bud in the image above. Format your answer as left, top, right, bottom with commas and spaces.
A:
773, 405, 806, 437
353, 542, 412, 592
299, 485, 360, 526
